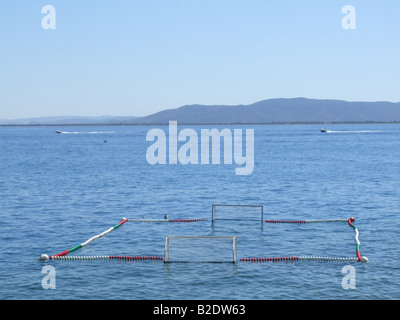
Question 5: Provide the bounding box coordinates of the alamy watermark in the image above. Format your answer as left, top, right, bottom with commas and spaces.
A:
342, 5, 356, 30
146, 121, 254, 175
41, 5, 355, 31
341, 265, 356, 290
41, 5, 56, 30
41, 265, 56, 290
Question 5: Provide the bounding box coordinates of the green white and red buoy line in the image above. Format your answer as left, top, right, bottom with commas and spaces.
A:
38, 217, 208, 261
347, 217, 368, 262
38, 218, 129, 261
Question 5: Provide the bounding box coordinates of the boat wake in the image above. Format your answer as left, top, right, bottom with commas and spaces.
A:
57, 131, 115, 134
324, 130, 383, 134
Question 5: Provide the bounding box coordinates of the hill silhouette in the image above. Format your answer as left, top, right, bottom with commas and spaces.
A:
130, 98, 400, 124
2, 98, 399, 125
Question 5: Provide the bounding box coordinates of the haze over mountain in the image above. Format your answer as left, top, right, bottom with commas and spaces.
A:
2, 98, 400, 125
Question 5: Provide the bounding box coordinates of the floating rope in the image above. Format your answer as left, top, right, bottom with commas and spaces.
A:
240, 256, 360, 263
38, 217, 209, 261
38, 216, 368, 264
52, 218, 128, 257
246, 217, 368, 263
264, 219, 348, 224
127, 218, 208, 223
50, 255, 163, 261
347, 217, 368, 262
38, 218, 128, 261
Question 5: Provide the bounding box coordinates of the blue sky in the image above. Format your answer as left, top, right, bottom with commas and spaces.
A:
1, 0, 399, 119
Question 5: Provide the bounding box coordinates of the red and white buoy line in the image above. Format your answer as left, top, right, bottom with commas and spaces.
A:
242, 217, 369, 263
50, 255, 164, 261
264, 218, 348, 224
126, 218, 208, 223
241, 256, 360, 263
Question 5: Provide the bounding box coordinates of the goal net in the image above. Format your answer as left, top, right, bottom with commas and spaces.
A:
212, 204, 264, 222
164, 236, 237, 263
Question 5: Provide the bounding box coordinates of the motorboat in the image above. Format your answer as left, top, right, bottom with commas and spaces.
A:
320, 128, 327, 133
55, 130, 64, 134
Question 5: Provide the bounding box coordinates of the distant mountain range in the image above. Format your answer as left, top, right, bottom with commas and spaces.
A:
2, 98, 400, 125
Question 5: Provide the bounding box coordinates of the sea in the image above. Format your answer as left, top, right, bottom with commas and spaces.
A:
0, 123, 399, 301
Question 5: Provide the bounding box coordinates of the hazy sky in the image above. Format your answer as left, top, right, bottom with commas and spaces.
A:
1, 0, 399, 119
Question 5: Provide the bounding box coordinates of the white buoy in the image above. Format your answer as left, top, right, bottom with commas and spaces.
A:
361, 256, 369, 263
38, 254, 49, 261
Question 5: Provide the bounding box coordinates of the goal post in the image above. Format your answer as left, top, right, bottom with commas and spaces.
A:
164, 236, 238, 263
212, 204, 264, 222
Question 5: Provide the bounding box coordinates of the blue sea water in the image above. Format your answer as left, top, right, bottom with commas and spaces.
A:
0, 123, 399, 300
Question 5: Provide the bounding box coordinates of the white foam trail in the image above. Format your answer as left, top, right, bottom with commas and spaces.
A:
60, 131, 115, 134
88, 132, 115, 134
325, 130, 383, 133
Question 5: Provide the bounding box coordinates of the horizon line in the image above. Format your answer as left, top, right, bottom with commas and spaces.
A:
2, 97, 400, 121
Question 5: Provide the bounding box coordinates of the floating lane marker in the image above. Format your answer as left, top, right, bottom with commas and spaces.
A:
126, 218, 208, 223
50, 255, 163, 261
258, 217, 368, 263
38, 216, 368, 264
347, 217, 369, 262
264, 219, 348, 224
240, 256, 360, 263
38, 217, 208, 262
38, 218, 128, 261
